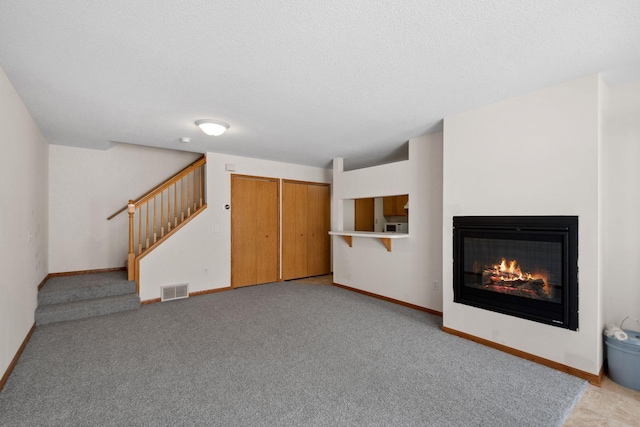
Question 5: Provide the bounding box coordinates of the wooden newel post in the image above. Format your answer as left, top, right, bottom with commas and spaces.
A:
127, 200, 136, 281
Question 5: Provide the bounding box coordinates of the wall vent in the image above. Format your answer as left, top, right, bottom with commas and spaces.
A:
161, 283, 189, 302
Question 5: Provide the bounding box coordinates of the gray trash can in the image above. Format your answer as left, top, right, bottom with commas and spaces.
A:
604, 329, 640, 391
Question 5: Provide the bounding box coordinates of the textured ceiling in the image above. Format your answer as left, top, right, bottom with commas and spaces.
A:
1, 1, 639, 170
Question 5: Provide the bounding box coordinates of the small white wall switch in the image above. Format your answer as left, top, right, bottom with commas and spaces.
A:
225, 164, 236, 172
204, 267, 209, 275
213, 226, 220, 232
433, 281, 440, 291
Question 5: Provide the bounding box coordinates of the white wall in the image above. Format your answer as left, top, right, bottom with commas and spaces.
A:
343, 199, 355, 231
332, 133, 444, 311
138, 152, 331, 301
48, 144, 199, 272
602, 79, 640, 331
442, 75, 603, 375
0, 67, 48, 376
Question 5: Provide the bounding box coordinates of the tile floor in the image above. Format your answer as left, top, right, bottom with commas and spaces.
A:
290, 274, 640, 426
564, 377, 640, 426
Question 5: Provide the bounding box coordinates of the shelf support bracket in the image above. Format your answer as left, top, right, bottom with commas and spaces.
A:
379, 238, 392, 252
342, 235, 353, 247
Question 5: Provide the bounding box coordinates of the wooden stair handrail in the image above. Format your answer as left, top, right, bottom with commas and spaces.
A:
135, 156, 206, 206
107, 155, 206, 220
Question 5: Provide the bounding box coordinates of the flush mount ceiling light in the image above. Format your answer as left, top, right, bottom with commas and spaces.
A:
195, 119, 229, 136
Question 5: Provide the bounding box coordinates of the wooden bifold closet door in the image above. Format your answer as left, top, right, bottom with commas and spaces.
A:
282, 181, 330, 280
231, 175, 279, 288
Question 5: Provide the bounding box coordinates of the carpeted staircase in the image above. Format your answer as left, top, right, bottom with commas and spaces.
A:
36, 271, 140, 325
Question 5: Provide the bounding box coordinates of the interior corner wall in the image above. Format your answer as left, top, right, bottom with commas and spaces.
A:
48, 144, 199, 273
442, 75, 602, 375
138, 152, 331, 302
331, 133, 444, 312
0, 67, 48, 376
602, 78, 640, 331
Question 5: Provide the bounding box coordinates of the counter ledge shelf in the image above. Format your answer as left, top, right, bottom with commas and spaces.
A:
328, 230, 409, 252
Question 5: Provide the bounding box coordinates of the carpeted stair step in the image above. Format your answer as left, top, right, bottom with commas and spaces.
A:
37, 271, 140, 325
35, 293, 140, 325
38, 271, 135, 306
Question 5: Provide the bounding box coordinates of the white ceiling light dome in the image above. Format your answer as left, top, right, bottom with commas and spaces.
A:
196, 119, 229, 136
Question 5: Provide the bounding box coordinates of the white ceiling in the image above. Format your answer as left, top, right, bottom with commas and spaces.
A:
1, 1, 639, 170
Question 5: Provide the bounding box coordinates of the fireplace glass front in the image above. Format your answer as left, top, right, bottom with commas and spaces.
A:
453, 216, 578, 330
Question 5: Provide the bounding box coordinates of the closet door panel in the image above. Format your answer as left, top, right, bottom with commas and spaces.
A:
294, 184, 309, 278
282, 182, 308, 280
231, 177, 258, 287
282, 182, 297, 280
255, 179, 279, 284
231, 175, 279, 288
307, 184, 331, 276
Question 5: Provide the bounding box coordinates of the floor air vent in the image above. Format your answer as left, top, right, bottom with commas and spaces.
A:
161, 283, 189, 302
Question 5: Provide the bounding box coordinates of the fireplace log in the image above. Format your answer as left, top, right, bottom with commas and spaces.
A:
482, 271, 545, 288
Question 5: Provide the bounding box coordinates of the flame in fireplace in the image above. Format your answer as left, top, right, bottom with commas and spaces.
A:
496, 258, 533, 281
485, 258, 550, 296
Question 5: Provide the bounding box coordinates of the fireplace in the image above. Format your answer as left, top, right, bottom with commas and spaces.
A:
453, 216, 578, 330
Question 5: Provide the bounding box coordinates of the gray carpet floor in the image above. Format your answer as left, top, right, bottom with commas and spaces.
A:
0, 282, 587, 426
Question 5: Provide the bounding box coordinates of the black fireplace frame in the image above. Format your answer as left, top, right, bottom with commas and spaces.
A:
453, 216, 578, 330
